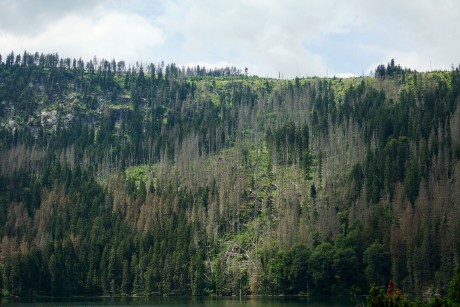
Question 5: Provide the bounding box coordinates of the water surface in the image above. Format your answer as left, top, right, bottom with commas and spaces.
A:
1, 296, 363, 307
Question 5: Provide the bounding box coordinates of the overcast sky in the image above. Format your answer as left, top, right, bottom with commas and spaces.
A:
0, 0, 459, 78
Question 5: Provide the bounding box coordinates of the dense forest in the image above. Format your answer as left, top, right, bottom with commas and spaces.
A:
0, 51, 459, 297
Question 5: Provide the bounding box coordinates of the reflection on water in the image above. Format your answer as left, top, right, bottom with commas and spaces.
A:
1, 296, 363, 307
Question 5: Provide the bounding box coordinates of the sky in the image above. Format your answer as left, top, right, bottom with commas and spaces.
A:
0, 0, 459, 78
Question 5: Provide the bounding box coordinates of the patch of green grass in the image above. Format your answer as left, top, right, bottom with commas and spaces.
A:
125, 164, 157, 188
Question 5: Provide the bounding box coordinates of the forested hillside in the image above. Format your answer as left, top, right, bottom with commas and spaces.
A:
0, 51, 459, 297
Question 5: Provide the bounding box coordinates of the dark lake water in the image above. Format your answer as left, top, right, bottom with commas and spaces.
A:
1, 296, 364, 306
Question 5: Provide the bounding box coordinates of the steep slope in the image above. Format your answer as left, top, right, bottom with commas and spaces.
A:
0, 52, 459, 296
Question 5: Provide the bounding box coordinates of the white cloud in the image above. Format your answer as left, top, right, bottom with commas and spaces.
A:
158, 0, 460, 77
359, 0, 460, 72
0, 0, 106, 35
333, 72, 358, 79
0, 11, 165, 63
0, 0, 459, 77
158, 0, 367, 78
